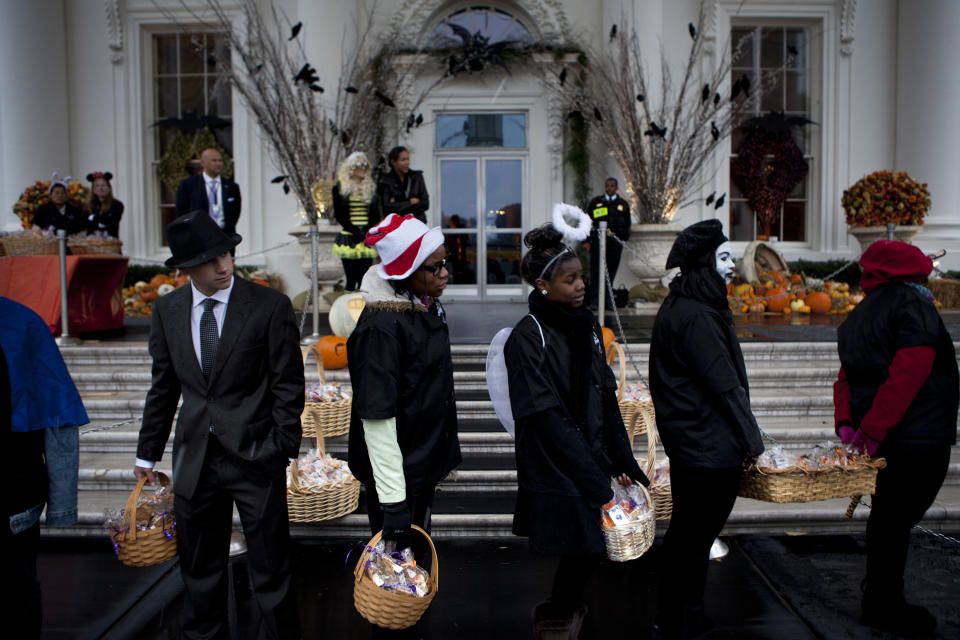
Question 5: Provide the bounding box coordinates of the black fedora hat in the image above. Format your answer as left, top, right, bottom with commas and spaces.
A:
165, 211, 242, 268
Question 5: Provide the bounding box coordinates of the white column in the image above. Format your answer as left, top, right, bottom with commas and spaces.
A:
895, 0, 960, 266
0, 0, 70, 229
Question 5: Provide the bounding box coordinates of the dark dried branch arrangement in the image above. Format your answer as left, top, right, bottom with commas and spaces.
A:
550, 2, 775, 224
188, 0, 441, 222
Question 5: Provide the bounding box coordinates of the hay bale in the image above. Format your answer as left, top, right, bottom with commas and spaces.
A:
928, 278, 960, 309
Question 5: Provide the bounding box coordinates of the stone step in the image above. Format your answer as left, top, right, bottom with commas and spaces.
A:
47, 484, 960, 539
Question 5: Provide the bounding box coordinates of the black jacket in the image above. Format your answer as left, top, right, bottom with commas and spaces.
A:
136, 277, 304, 500
175, 174, 242, 236
379, 170, 429, 223
838, 283, 958, 446
32, 202, 86, 235
85, 200, 124, 237
505, 297, 644, 554
332, 182, 380, 245
587, 194, 631, 241
649, 293, 763, 468
347, 270, 461, 494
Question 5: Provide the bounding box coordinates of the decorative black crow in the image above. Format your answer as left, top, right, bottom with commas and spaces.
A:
328, 119, 338, 134
566, 110, 582, 121
705, 191, 716, 206
688, 22, 697, 39
344, 86, 359, 94
715, 193, 726, 209
714, 92, 720, 107
731, 77, 742, 100
309, 84, 323, 93
711, 121, 720, 141
644, 122, 667, 137
253, 63, 264, 73
610, 24, 618, 40
288, 22, 302, 41
636, 93, 645, 102
415, 113, 423, 127
558, 67, 567, 86
293, 63, 319, 85
270, 175, 288, 184
593, 106, 603, 122
740, 73, 751, 96
374, 90, 396, 108
701, 83, 710, 103
283, 183, 291, 194
405, 114, 416, 132
788, 45, 799, 56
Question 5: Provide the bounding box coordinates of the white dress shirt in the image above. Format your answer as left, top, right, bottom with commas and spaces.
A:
203, 173, 224, 228
135, 278, 234, 469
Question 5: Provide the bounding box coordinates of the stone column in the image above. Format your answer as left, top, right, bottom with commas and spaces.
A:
0, 0, 70, 228
895, 0, 960, 266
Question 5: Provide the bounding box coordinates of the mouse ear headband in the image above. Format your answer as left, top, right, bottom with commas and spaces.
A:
86, 171, 114, 182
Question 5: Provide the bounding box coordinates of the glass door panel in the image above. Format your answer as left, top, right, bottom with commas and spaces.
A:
440, 159, 478, 285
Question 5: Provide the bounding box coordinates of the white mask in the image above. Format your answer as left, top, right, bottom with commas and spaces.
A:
715, 241, 735, 284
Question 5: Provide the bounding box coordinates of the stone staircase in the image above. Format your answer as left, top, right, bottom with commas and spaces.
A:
49, 341, 960, 539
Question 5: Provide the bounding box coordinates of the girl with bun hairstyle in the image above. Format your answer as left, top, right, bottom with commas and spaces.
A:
85, 171, 124, 237
504, 222, 648, 638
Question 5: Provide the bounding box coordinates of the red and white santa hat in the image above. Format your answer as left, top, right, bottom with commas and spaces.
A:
365, 213, 445, 280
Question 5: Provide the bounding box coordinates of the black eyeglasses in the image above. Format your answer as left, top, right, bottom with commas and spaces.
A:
419, 258, 448, 276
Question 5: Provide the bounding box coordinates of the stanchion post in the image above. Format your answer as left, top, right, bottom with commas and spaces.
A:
886, 223, 895, 241
301, 223, 321, 346
597, 221, 607, 328
56, 229, 82, 346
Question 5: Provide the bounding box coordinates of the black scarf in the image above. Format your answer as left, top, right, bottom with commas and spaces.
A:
668, 251, 732, 322
528, 290, 596, 423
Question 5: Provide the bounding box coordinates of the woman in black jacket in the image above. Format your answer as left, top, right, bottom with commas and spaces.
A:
505, 222, 648, 638
649, 219, 763, 639
332, 152, 379, 290
379, 146, 429, 223
84, 171, 124, 237
32, 173, 85, 235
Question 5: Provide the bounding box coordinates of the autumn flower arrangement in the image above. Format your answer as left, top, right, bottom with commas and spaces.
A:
842, 170, 930, 227
12, 180, 89, 229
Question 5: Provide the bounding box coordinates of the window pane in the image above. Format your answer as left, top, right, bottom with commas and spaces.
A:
486, 232, 522, 285
788, 173, 807, 199
760, 28, 783, 68
155, 35, 178, 74
209, 76, 232, 116
180, 77, 205, 114
440, 159, 477, 228
732, 28, 755, 65
785, 70, 807, 111
179, 34, 204, 74
427, 8, 533, 49
155, 78, 179, 118
437, 114, 525, 148
207, 34, 228, 72
485, 159, 522, 228
786, 29, 808, 68
782, 201, 805, 241
761, 72, 783, 111
728, 200, 752, 242
445, 233, 477, 285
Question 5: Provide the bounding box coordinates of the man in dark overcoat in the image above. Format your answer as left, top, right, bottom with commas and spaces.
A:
133, 212, 303, 639
175, 148, 242, 236
586, 178, 631, 307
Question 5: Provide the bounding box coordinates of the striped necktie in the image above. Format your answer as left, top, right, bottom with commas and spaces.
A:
200, 298, 219, 379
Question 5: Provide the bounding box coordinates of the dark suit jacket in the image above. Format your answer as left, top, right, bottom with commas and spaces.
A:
136, 277, 304, 500
175, 174, 242, 236
587, 194, 631, 241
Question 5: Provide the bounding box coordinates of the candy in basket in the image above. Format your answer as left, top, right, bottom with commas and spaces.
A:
601, 479, 655, 562
362, 541, 431, 598
105, 472, 177, 566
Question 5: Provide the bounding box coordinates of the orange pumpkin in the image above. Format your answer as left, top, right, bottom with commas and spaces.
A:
317, 335, 348, 369
765, 287, 790, 313
806, 291, 832, 314
790, 273, 803, 285
140, 289, 160, 303
770, 271, 787, 285
149, 273, 171, 287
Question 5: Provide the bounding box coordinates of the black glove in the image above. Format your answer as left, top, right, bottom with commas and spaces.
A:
380, 500, 411, 551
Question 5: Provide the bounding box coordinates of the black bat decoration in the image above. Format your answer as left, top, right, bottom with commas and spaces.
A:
701, 83, 710, 103
271, 175, 288, 184
288, 22, 302, 41
293, 63, 319, 85
715, 193, 726, 209
636, 93, 645, 102
558, 67, 567, 86
593, 106, 603, 122
610, 24, 617, 39
344, 86, 359, 94
374, 90, 396, 108
711, 121, 720, 141
688, 22, 696, 39
705, 191, 716, 206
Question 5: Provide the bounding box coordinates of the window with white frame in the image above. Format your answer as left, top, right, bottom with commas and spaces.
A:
150, 31, 232, 246
728, 24, 817, 242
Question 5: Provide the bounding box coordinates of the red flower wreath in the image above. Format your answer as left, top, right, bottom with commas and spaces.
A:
732, 128, 808, 235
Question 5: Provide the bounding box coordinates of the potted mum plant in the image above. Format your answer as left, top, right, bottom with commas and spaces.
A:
842, 170, 930, 252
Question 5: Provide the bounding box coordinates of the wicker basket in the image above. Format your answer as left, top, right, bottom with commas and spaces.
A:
602, 483, 656, 562
302, 345, 351, 438
0, 233, 58, 256
68, 236, 123, 255
111, 472, 178, 567
738, 457, 887, 503
610, 342, 656, 439
353, 525, 439, 630
287, 434, 360, 522
628, 413, 673, 521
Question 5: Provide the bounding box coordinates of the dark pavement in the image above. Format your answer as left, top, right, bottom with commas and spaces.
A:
38, 530, 959, 639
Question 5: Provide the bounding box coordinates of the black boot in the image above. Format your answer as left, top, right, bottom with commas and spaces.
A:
861, 581, 937, 637
532, 600, 588, 640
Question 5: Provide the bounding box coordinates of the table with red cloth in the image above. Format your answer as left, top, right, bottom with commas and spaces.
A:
0, 255, 128, 334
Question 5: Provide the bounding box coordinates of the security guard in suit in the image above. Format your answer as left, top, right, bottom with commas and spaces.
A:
586, 178, 631, 307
